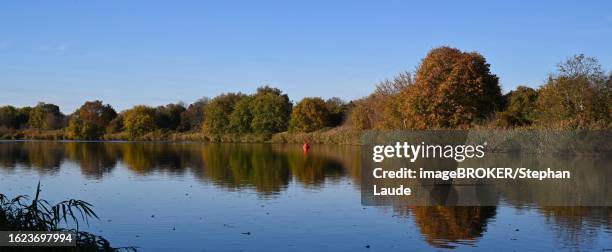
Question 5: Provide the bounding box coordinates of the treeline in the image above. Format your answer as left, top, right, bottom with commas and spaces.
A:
349, 47, 611, 130
0, 87, 349, 141
0, 46, 610, 141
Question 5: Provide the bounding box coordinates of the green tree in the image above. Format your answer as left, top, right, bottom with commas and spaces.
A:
537, 54, 610, 128
202, 93, 245, 135
228, 96, 254, 134
250, 86, 292, 134
403, 47, 503, 129
496, 86, 539, 127
28, 102, 65, 130
67, 100, 117, 139
123, 105, 157, 137
15, 107, 31, 129
155, 103, 186, 131
325, 97, 348, 127
290, 97, 331, 132
66, 117, 87, 139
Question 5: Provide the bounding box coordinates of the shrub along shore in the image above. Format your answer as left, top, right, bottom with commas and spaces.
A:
1, 47, 610, 143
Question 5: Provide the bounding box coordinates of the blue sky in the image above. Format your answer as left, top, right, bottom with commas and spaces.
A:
1, 1, 611, 113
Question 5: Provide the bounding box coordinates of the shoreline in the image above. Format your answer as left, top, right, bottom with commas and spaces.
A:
0, 127, 363, 145
2, 129, 610, 155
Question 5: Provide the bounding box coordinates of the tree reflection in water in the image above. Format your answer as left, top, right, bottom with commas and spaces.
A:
0, 141, 609, 249
410, 206, 497, 249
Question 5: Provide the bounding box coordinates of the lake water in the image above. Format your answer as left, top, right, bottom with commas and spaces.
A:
0, 141, 610, 251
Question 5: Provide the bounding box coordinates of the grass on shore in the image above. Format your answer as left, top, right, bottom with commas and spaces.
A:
1, 127, 362, 144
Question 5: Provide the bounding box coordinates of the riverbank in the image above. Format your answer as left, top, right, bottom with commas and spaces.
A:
2, 128, 610, 155
0, 126, 362, 145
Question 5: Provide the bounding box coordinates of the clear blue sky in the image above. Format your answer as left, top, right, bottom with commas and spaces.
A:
1, 1, 610, 113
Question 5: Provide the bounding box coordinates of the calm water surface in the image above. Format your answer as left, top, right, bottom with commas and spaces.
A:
0, 141, 610, 251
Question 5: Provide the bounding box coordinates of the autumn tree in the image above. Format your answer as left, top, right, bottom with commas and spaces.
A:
403, 47, 503, 129
290, 97, 331, 132
155, 103, 186, 131
202, 93, 245, 135
0, 106, 18, 130
348, 71, 414, 130
249, 86, 292, 135
67, 100, 118, 139
605, 72, 612, 122
28, 102, 65, 130
348, 98, 375, 130
496, 86, 539, 127
376, 72, 415, 129
123, 105, 157, 137
537, 54, 611, 128
106, 115, 124, 134
178, 97, 210, 132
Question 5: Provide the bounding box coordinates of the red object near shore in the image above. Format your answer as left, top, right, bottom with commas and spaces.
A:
303, 143, 310, 153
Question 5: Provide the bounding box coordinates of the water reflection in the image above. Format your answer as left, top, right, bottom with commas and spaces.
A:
199, 144, 292, 194
410, 206, 497, 248
0, 142, 357, 195
0, 141, 609, 250
539, 206, 611, 250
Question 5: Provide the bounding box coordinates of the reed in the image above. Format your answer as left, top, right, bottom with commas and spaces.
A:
0, 182, 135, 251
